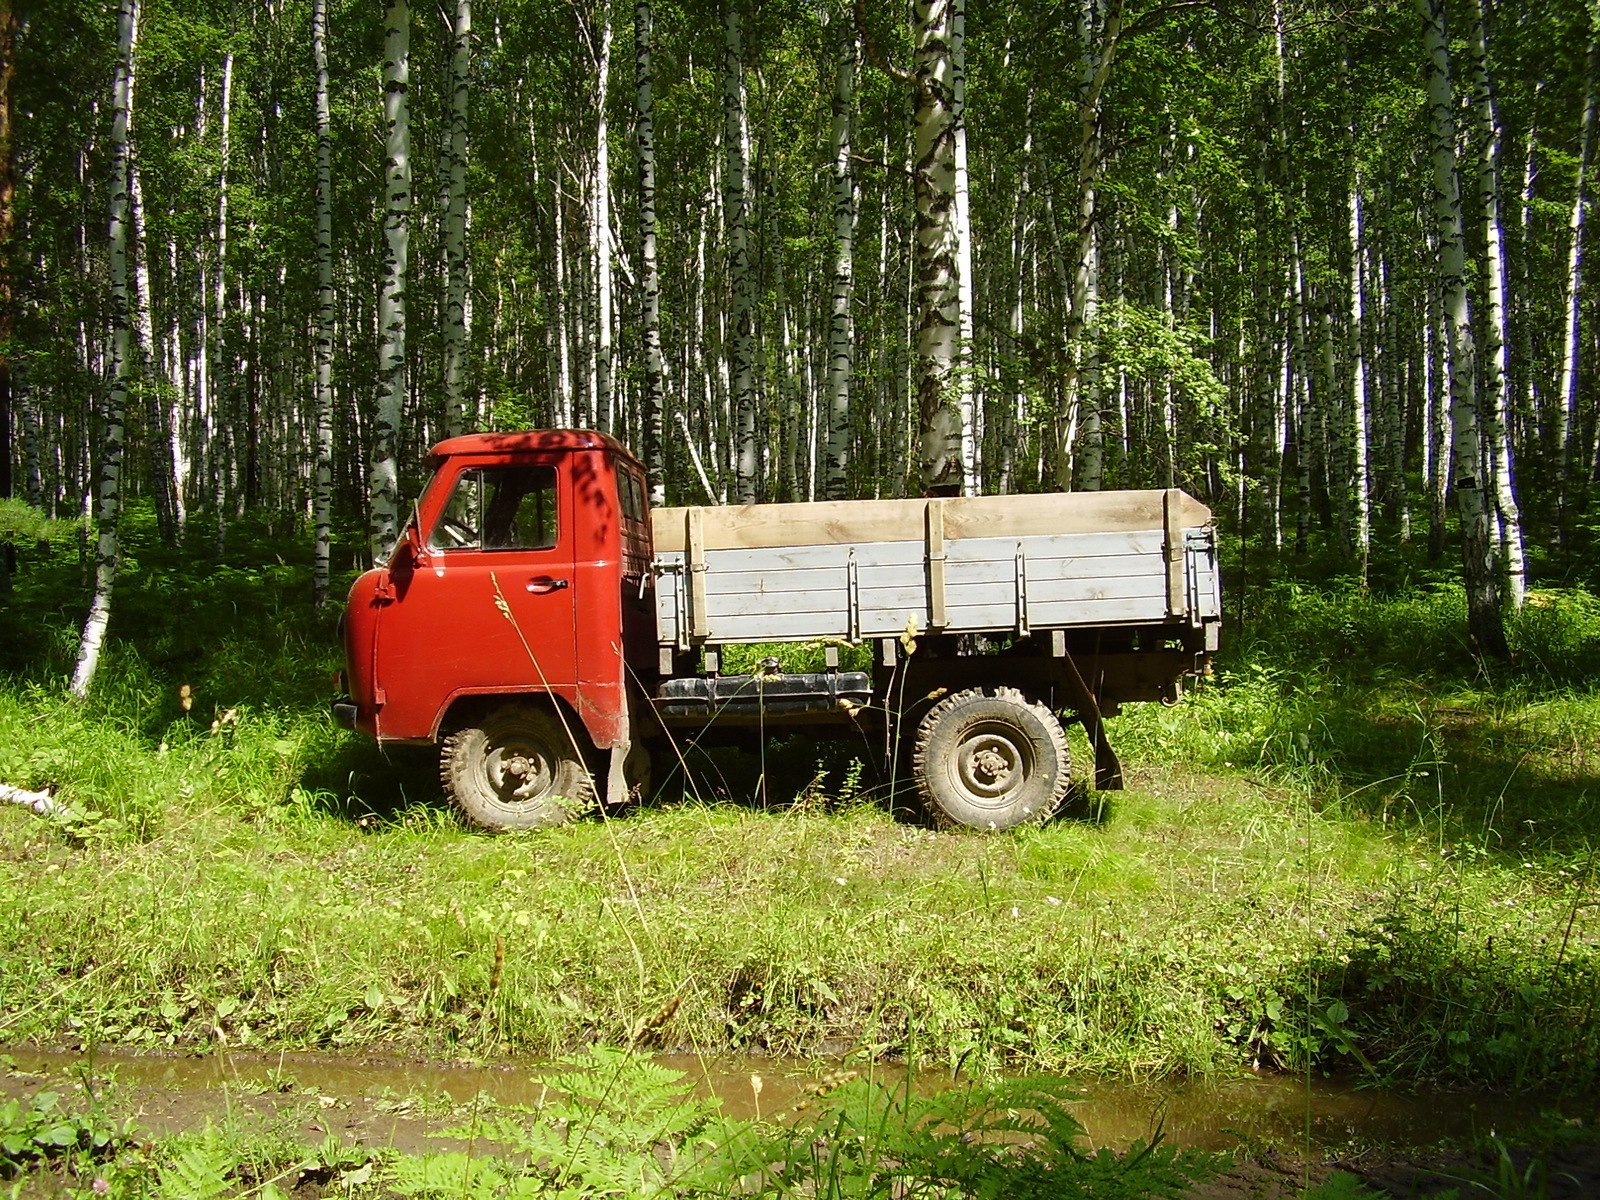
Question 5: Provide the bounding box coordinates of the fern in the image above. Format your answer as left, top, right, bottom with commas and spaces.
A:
157, 1133, 232, 1200
443, 1046, 734, 1197
385, 1150, 516, 1198
717, 1074, 1220, 1200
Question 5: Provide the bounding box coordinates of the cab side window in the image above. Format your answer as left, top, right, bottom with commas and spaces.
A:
430, 466, 558, 551
618, 470, 645, 524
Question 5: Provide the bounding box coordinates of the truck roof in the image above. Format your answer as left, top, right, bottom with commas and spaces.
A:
425, 429, 639, 468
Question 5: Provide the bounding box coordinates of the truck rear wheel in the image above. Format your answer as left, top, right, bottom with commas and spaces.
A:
912, 687, 1069, 830
440, 702, 594, 830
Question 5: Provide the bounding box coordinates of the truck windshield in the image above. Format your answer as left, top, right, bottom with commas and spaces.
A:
429, 465, 558, 551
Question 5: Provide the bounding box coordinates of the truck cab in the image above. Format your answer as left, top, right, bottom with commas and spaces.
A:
336, 431, 651, 827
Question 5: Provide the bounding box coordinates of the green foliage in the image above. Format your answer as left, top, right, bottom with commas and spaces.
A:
157, 1130, 234, 1200
1428, 1134, 1586, 1200
426, 1047, 736, 1197
0, 1086, 132, 1176
1303, 1173, 1386, 1200
722, 1073, 1218, 1200
396, 1052, 1219, 1199
0, 498, 81, 547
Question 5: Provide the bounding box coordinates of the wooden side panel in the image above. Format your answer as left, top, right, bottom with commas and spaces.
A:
654, 524, 1198, 646
652, 489, 1211, 553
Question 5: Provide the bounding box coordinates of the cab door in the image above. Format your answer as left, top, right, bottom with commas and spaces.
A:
373, 458, 580, 740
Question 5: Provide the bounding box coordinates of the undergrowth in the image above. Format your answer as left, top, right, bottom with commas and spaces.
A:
0, 508, 1597, 1093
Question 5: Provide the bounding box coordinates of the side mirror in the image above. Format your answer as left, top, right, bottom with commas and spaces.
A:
396, 525, 430, 570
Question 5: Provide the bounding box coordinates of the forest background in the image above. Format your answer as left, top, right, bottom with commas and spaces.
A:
3, 0, 1600, 660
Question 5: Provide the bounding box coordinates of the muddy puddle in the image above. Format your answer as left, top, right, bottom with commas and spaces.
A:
1, 1045, 1584, 1157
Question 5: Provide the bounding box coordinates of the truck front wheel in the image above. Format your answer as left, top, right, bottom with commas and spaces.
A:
440, 702, 594, 830
912, 687, 1069, 830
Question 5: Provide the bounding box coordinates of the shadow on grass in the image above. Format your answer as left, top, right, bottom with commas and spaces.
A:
298, 736, 446, 824
1300, 703, 1600, 860
1302, 893, 1600, 1092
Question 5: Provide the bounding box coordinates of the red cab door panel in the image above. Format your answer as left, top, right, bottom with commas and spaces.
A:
373, 459, 579, 740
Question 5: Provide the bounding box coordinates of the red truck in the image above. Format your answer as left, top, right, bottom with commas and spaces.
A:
335, 430, 1220, 831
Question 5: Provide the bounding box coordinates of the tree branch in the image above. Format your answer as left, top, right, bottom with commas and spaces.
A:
854, 0, 912, 86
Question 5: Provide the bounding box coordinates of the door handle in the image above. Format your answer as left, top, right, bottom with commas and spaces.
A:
525, 576, 569, 594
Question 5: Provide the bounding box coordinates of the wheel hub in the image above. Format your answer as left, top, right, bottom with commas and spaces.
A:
494, 744, 549, 800
959, 732, 1022, 800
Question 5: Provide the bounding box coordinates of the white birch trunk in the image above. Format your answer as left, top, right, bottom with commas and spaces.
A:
951, 0, 977, 494
636, 0, 665, 504
1077, 210, 1103, 492
72, 0, 138, 698
1347, 171, 1371, 580
312, 0, 336, 604
1468, 0, 1524, 609
211, 50, 233, 555
724, 4, 758, 502
370, 0, 410, 562
550, 152, 573, 428
1054, 0, 1121, 492
824, 14, 856, 500
128, 151, 177, 545
1417, 0, 1507, 657
1560, 39, 1597, 523
913, 0, 963, 494
1423, 247, 1448, 559
441, 0, 471, 437
592, 0, 615, 433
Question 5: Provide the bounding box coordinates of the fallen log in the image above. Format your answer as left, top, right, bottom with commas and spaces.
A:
1, 783, 68, 817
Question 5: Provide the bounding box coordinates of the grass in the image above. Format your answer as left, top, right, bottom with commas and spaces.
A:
0, 508, 1597, 1097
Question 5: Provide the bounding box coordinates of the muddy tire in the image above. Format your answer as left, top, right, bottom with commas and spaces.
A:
912, 687, 1069, 830
440, 702, 594, 830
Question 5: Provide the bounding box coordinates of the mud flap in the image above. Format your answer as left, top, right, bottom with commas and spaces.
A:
1058, 650, 1124, 791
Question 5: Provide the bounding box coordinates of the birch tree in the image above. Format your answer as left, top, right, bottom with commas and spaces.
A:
725, 2, 758, 502
370, 0, 411, 563
912, 0, 963, 494
1417, 0, 1508, 659
71, 0, 138, 698
635, 0, 665, 504
1466, 0, 1524, 610
0, 0, 13, 591
442, 0, 472, 437
1560, 29, 1597, 524
823, 10, 857, 500
311, 0, 336, 606
591, 0, 615, 433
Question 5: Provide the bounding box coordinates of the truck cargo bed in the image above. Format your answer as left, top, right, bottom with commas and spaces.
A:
651, 489, 1220, 650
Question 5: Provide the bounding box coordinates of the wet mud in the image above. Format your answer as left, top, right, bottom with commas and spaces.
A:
4, 1047, 1596, 1197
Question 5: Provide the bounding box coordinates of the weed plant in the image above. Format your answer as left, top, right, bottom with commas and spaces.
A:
0, 507, 1597, 1095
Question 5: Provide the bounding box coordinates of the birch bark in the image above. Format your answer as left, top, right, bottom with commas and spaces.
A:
1417, 0, 1508, 658
951, 0, 977, 494
592, 0, 615, 433
724, 3, 758, 502
635, 0, 666, 504
1468, 0, 1524, 609
1053, 0, 1121, 492
824, 14, 857, 500
312, 0, 336, 605
370, 0, 410, 563
1561, 35, 1597, 520
71, 0, 138, 697
442, 0, 472, 437
1347, 170, 1370, 581
0, 0, 14, 587
912, 0, 963, 494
